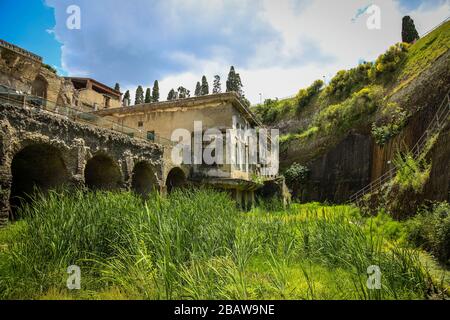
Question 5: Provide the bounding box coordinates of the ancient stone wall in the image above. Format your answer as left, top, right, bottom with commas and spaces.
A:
0, 102, 164, 225
0, 46, 75, 108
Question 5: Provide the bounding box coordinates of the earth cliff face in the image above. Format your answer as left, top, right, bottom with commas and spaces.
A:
279, 44, 450, 204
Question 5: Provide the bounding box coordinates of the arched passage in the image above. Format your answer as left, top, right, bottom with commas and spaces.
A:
9, 143, 69, 214
131, 161, 158, 197
165, 167, 186, 193
84, 154, 122, 191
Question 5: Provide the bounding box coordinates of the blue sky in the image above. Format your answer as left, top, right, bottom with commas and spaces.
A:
0, 0, 63, 73
0, 0, 448, 103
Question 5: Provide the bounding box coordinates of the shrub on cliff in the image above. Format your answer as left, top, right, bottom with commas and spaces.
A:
284, 163, 309, 184
369, 43, 410, 80
371, 103, 409, 145
254, 98, 294, 124
315, 86, 382, 134
380, 152, 431, 220
393, 152, 430, 194
324, 62, 372, 100
407, 202, 450, 266
295, 80, 323, 114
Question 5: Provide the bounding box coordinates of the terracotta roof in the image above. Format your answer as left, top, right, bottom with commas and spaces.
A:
65, 77, 121, 96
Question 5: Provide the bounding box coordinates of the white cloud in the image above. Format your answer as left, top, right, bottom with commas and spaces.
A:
46, 0, 449, 104
155, 0, 449, 103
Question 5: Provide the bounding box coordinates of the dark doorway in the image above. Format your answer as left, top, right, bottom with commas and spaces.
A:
31, 75, 48, 99
9, 143, 69, 217
165, 167, 186, 193
84, 154, 122, 191
131, 161, 158, 197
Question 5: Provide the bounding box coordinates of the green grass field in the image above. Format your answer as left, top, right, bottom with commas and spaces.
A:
0, 189, 448, 300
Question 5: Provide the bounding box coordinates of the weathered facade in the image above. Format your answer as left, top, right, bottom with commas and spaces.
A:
94, 93, 283, 208
65, 77, 122, 111
0, 39, 122, 112
0, 39, 74, 107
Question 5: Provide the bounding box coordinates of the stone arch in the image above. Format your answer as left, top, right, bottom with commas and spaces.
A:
31, 75, 48, 99
84, 153, 122, 190
131, 161, 159, 197
165, 167, 186, 193
9, 143, 70, 215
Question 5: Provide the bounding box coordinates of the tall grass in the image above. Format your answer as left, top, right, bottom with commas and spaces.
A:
0, 190, 438, 300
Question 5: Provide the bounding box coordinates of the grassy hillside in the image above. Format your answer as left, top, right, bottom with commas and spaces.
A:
0, 189, 448, 300
253, 20, 450, 167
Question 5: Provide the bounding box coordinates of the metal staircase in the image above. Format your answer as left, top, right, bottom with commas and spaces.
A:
349, 91, 450, 203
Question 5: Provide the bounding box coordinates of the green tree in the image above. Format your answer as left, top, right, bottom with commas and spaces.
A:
114, 83, 120, 92
402, 16, 420, 44
145, 87, 152, 103
195, 82, 201, 97
167, 89, 177, 100
177, 86, 190, 99
226, 66, 243, 97
152, 80, 160, 102
235, 73, 243, 97
226, 66, 237, 93
213, 75, 221, 94
201, 75, 209, 95
123, 90, 130, 106
135, 86, 144, 105
296, 79, 324, 113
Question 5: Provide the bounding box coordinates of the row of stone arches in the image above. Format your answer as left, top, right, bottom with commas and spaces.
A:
8, 143, 186, 216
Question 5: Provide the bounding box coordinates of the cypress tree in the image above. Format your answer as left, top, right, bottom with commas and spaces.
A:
152, 80, 160, 102
123, 90, 130, 106
226, 66, 237, 93
213, 75, 221, 94
402, 16, 420, 43
195, 82, 201, 97
144, 88, 152, 103
226, 66, 244, 97
135, 86, 144, 105
235, 73, 244, 97
201, 75, 209, 95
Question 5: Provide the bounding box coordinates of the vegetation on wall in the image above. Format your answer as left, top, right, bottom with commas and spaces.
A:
295, 80, 323, 114
256, 20, 450, 154
324, 63, 372, 101
314, 86, 382, 135
371, 103, 409, 146
368, 42, 410, 81
392, 151, 431, 194
43, 63, 57, 74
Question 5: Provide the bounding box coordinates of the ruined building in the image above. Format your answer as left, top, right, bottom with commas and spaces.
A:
0, 39, 287, 225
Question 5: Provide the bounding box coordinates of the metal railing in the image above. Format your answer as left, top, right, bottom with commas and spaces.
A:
349, 91, 450, 203
0, 85, 174, 146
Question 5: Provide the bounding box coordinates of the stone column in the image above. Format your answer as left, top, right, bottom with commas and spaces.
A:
0, 167, 12, 226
